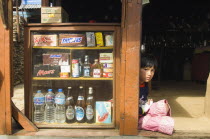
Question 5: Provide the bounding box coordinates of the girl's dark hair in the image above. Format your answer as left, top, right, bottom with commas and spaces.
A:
141, 54, 158, 69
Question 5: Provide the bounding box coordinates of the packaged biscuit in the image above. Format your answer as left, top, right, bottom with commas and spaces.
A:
59, 34, 86, 47
99, 53, 113, 63
86, 32, 96, 47
95, 32, 104, 47
33, 35, 57, 46
103, 72, 113, 78
104, 33, 114, 47
103, 68, 113, 73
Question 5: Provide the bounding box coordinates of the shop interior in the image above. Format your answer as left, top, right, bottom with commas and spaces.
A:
12, 0, 210, 133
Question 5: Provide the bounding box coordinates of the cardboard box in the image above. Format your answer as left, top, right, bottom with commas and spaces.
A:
33, 65, 60, 77
41, 7, 69, 23
42, 53, 70, 66
96, 101, 112, 123
99, 53, 113, 63
33, 35, 57, 46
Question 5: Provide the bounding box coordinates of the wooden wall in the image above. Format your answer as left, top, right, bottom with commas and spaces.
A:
0, 0, 13, 135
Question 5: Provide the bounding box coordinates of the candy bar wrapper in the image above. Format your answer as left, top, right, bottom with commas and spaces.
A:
95, 32, 104, 47
59, 34, 86, 47
103, 72, 113, 78
104, 33, 114, 47
33, 35, 57, 46
86, 32, 96, 47
96, 101, 112, 123
33, 65, 60, 77
102, 63, 113, 68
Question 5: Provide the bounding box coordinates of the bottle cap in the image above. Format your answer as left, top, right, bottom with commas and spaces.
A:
68, 87, 72, 89
89, 87, 93, 94
37, 90, 41, 93
58, 89, 63, 92
48, 89, 52, 92
79, 86, 83, 89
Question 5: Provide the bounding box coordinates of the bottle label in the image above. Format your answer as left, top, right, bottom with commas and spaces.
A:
78, 96, 84, 100
86, 105, 94, 120
66, 96, 73, 100
87, 96, 93, 100
34, 97, 45, 105
66, 106, 75, 120
93, 69, 101, 78
45, 95, 55, 103
55, 98, 65, 104
84, 66, 90, 76
76, 106, 85, 121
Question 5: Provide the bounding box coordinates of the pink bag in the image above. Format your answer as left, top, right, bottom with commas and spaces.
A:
138, 99, 174, 135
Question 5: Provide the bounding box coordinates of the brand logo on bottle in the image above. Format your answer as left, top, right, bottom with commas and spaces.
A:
61, 37, 82, 44
86, 105, 94, 120
55, 98, 65, 105
46, 95, 55, 102
93, 69, 101, 78
76, 106, 84, 121
37, 70, 55, 76
78, 96, 84, 100
34, 97, 45, 105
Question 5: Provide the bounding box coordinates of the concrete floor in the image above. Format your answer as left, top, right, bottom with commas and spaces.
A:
9, 81, 210, 138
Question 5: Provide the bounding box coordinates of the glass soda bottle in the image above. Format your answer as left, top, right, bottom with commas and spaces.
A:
91, 59, 102, 78
45, 89, 55, 123
86, 87, 95, 123
83, 55, 91, 77
75, 86, 85, 123
79, 58, 84, 77
65, 87, 75, 123
55, 89, 66, 123
33, 90, 45, 123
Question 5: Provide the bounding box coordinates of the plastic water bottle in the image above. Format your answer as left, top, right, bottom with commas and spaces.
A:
33, 90, 45, 123
55, 89, 66, 123
45, 89, 55, 123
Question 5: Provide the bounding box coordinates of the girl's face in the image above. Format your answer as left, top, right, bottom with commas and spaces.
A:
140, 66, 155, 83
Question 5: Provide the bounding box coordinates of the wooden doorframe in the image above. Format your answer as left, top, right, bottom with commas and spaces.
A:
0, 0, 13, 135
120, 0, 142, 135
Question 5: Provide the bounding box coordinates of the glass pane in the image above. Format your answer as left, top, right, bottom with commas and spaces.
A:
31, 30, 115, 127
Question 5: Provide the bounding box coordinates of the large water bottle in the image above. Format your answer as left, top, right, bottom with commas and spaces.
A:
45, 89, 55, 123
33, 90, 45, 123
55, 89, 66, 123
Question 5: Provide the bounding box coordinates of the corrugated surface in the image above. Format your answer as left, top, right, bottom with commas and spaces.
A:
19, 4, 41, 9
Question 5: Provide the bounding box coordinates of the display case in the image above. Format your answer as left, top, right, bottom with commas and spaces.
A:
24, 23, 121, 129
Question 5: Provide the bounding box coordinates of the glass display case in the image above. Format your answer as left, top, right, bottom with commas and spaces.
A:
24, 23, 121, 128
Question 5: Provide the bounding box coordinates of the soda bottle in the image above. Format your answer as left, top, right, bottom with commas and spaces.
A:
83, 55, 91, 77
33, 90, 45, 123
91, 59, 102, 78
65, 87, 75, 123
45, 89, 55, 123
79, 58, 84, 77
75, 86, 85, 123
55, 89, 66, 123
86, 87, 95, 123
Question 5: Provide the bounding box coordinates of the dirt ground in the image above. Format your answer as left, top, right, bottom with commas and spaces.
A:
12, 81, 210, 132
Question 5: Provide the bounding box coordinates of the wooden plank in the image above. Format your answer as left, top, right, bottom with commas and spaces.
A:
0, 14, 6, 135
5, 0, 12, 134
120, 0, 141, 135
205, 74, 210, 118
12, 101, 38, 132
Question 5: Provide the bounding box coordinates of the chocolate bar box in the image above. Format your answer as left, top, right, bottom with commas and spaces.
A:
43, 53, 70, 66
33, 65, 60, 77
58, 34, 86, 47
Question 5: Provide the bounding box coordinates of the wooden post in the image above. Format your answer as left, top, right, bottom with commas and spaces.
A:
120, 0, 141, 135
205, 74, 210, 118
0, 0, 13, 135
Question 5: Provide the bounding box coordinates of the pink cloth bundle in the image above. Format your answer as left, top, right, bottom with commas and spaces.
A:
138, 99, 174, 135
